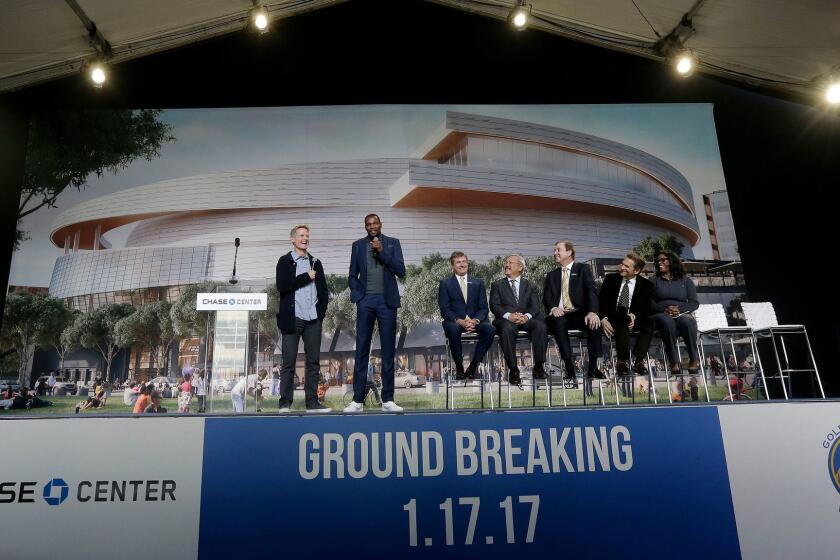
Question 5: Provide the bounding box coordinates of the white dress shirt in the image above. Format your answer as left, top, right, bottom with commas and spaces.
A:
503, 276, 532, 320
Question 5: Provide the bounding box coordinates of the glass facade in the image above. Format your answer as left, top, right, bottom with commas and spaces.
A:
710, 192, 739, 260
65, 285, 188, 313
440, 135, 683, 208
50, 246, 210, 300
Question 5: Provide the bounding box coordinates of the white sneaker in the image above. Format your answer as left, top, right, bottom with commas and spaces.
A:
278, 407, 290, 413
381, 401, 404, 413
343, 401, 364, 413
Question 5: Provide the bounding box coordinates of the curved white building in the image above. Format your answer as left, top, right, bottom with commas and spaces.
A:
49, 112, 700, 310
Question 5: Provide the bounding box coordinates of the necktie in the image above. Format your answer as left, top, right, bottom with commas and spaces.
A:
618, 279, 630, 309
510, 279, 519, 304
458, 276, 468, 302
561, 267, 573, 310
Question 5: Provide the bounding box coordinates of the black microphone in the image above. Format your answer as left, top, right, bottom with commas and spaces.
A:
370, 236, 380, 260
229, 238, 240, 285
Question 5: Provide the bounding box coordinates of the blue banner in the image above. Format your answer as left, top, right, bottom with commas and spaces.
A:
199, 408, 740, 559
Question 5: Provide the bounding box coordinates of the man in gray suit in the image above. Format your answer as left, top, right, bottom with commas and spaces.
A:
489, 254, 547, 386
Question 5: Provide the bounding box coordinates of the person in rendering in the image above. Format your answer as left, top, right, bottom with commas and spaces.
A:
123, 380, 139, 406
75, 386, 107, 412
489, 254, 547, 386
543, 240, 604, 379
132, 384, 152, 414
651, 250, 700, 376
276, 224, 331, 413
598, 252, 655, 375
178, 371, 193, 413
143, 390, 167, 413
192, 369, 207, 413
438, 251, 495, 380
344, 214, 406, 413
230, 369, 268, 413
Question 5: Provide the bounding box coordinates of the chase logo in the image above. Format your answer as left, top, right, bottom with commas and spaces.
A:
228, 299, 236, 306
43, 478, 69, 506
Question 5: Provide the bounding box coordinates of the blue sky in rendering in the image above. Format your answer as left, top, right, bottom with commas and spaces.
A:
11, 104, 727, 286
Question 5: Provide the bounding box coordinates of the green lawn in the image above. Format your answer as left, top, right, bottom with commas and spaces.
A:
1, 381, 764, 416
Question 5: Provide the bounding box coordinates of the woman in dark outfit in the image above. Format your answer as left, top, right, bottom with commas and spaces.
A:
651, 251, 700, 375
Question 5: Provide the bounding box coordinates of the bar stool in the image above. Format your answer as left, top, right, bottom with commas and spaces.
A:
496, 331, 549, 409
653, 330, 711, 404
444, 331, 495, 410
605, 335, 659, 406
545, 329, 588, 408
742, 302, 825, 399
694, 303, 761, 402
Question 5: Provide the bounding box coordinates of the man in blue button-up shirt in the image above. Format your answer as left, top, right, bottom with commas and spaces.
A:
276, 225, 331, 413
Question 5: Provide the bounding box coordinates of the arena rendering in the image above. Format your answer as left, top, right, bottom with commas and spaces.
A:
48, 111, 701, 310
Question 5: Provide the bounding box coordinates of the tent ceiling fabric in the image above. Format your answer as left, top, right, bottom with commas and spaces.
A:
1, 0, 838, 95
432, 0, 840, 94
0, 0, 348, 92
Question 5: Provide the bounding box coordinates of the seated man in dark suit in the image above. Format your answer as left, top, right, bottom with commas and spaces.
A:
543, 240, 604, 379
598, 251, 655, 375
439, 251, 496, 380
489, 254, 547, 386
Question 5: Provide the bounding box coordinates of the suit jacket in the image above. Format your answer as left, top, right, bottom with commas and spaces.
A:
598, 273, 654, 326
438, 275, 490, 323
489, 277, 542, 322
348, 233, 406, 308
542, 262, 598, 315
276, 252, 329, 335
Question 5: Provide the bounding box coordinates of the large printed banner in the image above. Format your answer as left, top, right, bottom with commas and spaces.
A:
200, 408, 738, 559
3, 403, 840, 559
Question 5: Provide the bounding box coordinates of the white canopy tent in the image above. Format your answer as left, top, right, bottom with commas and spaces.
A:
1, 0, 838, 98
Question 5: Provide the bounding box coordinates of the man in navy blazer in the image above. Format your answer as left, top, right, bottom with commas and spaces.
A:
438, 252, 495, 380
344, 214, 406, 413
543, 240, 604, 379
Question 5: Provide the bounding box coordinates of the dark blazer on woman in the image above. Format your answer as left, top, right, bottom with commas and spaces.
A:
276, 252, 329, 335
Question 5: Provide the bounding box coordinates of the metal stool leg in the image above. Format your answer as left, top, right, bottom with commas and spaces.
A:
769, 333, 789, 400
804, 330, 826, 399
720, 336, 735, 402
645, 353, 658, 404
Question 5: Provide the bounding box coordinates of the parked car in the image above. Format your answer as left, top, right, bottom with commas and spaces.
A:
395, 370, 426, 388
148, 376, 180, 397
51, 378, 77, 395
0, 379, 21, 393
211, 378, 237, 393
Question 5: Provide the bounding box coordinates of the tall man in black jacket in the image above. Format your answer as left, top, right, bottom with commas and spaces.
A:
598, 251, 655, 375
543, 240, 604, 379
276, 225, 331, 413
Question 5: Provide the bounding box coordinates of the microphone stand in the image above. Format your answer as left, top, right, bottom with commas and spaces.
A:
229, 238, 240, 285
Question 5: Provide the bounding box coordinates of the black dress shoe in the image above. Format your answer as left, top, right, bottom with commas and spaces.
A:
455, 363, 466, 381
615, 360, 629, 375
508, 367, 523, 387
532, 363, 548, 379
563, 361, 576, 380
633, 361, 648, 376
589, 369, 606, 379
465, 363, 478, 380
